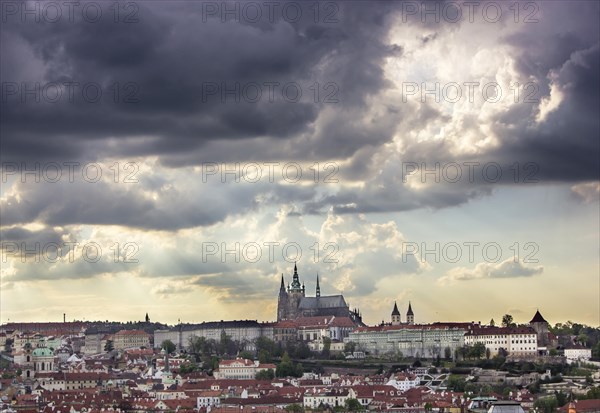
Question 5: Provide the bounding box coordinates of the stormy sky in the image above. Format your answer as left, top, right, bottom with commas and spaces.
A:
1, 0, 599, 326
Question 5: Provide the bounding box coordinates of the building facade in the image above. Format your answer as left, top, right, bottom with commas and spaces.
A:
154, 320, 267, 351
213, 358, 276, 379
346, 323, 470, 357
564, 346, 592, 362
464, 326, 538, 356
113, 330, 150, 350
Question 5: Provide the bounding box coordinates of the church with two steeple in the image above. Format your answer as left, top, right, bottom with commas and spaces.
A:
277, 264, 363, 324
388, 301, 415, 326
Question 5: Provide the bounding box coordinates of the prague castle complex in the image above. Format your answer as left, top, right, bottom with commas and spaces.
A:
277, 264, 363, 324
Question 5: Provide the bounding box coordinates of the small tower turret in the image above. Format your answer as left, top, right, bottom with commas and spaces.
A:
406, 301, 414, 325
391, 301, 401, 325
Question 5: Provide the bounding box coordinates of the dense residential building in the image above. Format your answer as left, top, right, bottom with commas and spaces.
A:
213, 358, 276, 379
345, 323, 470, 356
0, 304, 595, 413
564, 345, 592, 362
113, 329, 150, 350
0, 322, 87, 335
295, 315, 356, 342
154, 320, 268, 351
464, 326, 538, 356
277, 264, 363, 324
386, 372, 420, 391
303, 387, 353, 409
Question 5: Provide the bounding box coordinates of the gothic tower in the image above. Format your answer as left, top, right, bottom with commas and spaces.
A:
406, 301, 414, 325
316, 274, 321, 298
277, 274, 287, 321
287, 263, 305, 319
391, 301, 401, 325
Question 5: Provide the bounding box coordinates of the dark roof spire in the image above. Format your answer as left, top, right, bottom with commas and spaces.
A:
529, 309, 547, 324
392, 301, 400, 316
407, 301, 414, 315
316, 274, 321, 297
280, 274, 285, 291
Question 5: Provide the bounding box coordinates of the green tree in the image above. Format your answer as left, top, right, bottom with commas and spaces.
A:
189, 336, 215, 360
104, 340, 114, 352
179, 362, 198, 374
473, 345, 486, 359
256, 336, 278, 361
502, 314, 516, 328
345, 398, 363, 411
285, 404, 304, 412
447, 375, 467, 392
294, 341, 312, 359
256, 369, 275, 380
490, 319, 495, 327
555, 391, 568, 407
444, 346, 452, 360
592, 341, 600, 360
345, 341, 357, 354
485, 348, 491, 360
321, 337, 331, 359
239, 350, 254, 360
582, 386, 600, 399
3, 338, 13, 353
258, 349, 271, 364
533, 396, 558, 413
161, 339, 176, 355
277, 352, 302, 378
219, 330, 228, 353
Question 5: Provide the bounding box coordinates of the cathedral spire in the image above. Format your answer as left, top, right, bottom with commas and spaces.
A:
280, 274, 285, 292
391, 301, 401, 325
289, 263, 302, 292
316, 274, 321, 297
406, 301, 414, 325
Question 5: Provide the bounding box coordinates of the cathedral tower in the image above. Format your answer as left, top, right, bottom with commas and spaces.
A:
406, 301, 414, 325
391, 301, 401, 325
277, 274, 288, 320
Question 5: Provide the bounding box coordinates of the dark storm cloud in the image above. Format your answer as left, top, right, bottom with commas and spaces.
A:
190, 272, 273, 302
0, 172, 319, 230
0, 226, 73, 247
1, 0, 401, 165
1, 0, 598, 231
